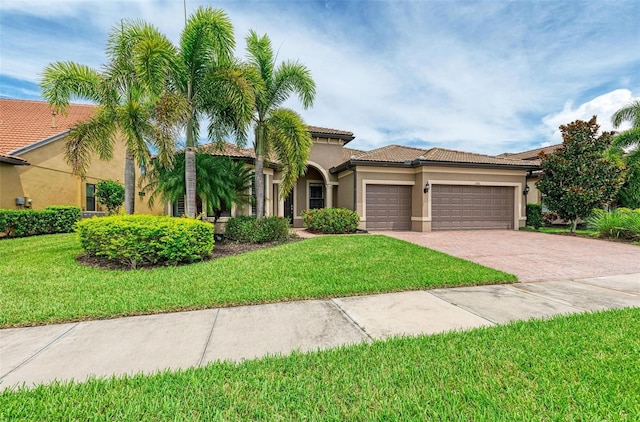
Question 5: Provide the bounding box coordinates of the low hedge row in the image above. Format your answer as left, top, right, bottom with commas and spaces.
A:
77, 215, 213, 268
225, 216, 290, 243
0, 206, 81, 238
302, 208, 360, 233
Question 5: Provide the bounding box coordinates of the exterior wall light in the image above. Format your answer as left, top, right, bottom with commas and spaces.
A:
424, 182, 430, 194
523, 185, 530, 196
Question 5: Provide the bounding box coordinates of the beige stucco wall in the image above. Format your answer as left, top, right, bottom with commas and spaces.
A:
0, 135, 160, 214
336, 164, 529, 232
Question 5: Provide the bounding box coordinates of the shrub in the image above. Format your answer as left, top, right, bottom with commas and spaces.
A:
525, 203, 544, 229
587, 209, 640, 240
542, 211, 561, 226
77, 215, 213, 268
225, 216, 290, 243
95, 180, 125, 214
0, 206, 80, 238
302, 208, 360, 233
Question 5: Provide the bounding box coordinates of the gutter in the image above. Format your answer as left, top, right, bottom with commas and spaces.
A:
0, 155, 30, 165
9, 130, 70, 156
330, 159, 540, 174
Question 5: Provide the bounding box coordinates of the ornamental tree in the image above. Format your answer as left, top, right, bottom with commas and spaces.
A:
537, 116, 626, 232
96, 180, 125, 215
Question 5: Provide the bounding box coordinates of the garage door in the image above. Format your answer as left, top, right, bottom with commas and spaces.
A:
432, 185, 513, 230
366, 185, 412, 230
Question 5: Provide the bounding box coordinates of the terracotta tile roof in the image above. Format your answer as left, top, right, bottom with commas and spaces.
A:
350, 144, 537, 167
498, 144, 561, 160
199, 142, 255, 159
308, 125, 354, 139
342, 147, 366, 162
0, 98, 96, 155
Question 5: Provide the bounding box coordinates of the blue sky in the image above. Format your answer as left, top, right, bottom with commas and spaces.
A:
1, 0, 639, 155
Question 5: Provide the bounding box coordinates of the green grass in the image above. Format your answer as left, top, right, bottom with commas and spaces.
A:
0, 233, 515, 327
2, 308, 638, 420
521, 226, 599, 236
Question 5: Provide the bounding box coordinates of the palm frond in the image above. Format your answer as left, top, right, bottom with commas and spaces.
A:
612, 99, 640, 129
271, 60, 316, 109
40, 62, 103, 113
64, 111, 117, 177
264, 108, 313, 196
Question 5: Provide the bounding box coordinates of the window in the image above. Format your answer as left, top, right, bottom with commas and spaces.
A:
86, 183, 96, 211
309, 183, 324, 209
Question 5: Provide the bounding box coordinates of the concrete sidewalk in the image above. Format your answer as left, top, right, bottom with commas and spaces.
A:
1, 273, 638, 391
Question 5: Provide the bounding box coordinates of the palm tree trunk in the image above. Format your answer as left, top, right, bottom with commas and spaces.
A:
185, 146, 197, 217
124, 150, 136, 214
255, 125, 265, 217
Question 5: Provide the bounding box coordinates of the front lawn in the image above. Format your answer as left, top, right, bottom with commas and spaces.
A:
2, 308, 638, 419
0, 233, 515, 327
520, 226, 599, 236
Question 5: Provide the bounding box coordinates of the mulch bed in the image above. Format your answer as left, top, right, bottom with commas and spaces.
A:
76, 237, 302, 271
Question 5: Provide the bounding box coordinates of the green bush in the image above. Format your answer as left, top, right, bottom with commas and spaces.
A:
526, 203, 544, 229
77, 215, 213, 268
95, 180, 125, 214
225, 216, 290, 243
302, 208, 360, 233
0, 206, 80, 238
587, 209, 640, 240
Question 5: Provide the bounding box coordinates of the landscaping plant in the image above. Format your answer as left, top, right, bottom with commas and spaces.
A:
76, 215, 213, 268
95, 180, 125, 215
525, 203, 543, 229
587, 208, 640, 240
302, 207, 360, 233
225, 216, 290, 243
0, 206, 80, 238
537, 117, 626, 232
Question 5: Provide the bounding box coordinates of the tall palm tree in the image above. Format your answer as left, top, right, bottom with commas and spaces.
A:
166, 7, 255, 217
612, 99, 640, 207
245, 30, 316, 217
40, 21, 180, 214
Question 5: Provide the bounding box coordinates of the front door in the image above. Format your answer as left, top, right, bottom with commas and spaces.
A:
284, 190, 294, 224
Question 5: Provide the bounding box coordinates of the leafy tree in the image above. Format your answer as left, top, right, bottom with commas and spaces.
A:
40, 21, 181, 214
142, 152, 253, 221
245, 30, 316, 217
131, 7, 255, 218
95, 180, 125, 214
611, 99, 640, 208
537, 117, 626, 232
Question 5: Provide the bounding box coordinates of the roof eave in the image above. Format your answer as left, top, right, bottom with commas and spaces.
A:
331, 159, 540, 173
9, 130, 71, 156
0, 156, 30, 165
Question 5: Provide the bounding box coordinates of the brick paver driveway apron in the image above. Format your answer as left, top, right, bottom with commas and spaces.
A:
382, 230, 640, 282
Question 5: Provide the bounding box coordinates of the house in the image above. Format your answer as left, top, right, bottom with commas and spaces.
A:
0, 98, 158, 214
498, 144, 561, 207
197, 127, 540, 232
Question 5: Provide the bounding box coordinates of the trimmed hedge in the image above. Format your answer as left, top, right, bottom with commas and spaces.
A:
225, 216, 290, 243
0, 206, 80, 238
302, 208, 360, 234
77, 215, 213, 268
526, 203, 544, 229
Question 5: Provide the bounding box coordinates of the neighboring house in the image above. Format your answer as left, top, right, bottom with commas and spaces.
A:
0, 98, 158, 214
498, 144, 561, 208
198, 127, 540, 232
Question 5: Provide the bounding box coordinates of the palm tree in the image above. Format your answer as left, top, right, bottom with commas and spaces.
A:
142, 152, 253, 219
165, 7, 255, 217
612, 99, 640, 207
40, 21, 180, 214
245, 30, 316, 217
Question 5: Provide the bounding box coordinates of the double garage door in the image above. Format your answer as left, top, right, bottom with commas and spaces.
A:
432, 185, 514, 230
365, 184, 514, 231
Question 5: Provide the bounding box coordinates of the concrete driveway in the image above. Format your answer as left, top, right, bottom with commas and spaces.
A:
383, 230, 640, 282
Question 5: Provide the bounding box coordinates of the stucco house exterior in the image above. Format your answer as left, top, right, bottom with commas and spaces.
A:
0, 98, 158, 214
199, 126, 540, 232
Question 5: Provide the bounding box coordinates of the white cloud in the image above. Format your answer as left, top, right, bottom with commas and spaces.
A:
541, 89, 638, 142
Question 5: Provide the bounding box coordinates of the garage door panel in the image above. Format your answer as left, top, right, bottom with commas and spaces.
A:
366, 185, 412, 231
432, 185, 514, 231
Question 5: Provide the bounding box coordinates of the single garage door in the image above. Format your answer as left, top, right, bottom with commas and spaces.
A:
366, 185, 412, 230
432, 185, 514, 230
